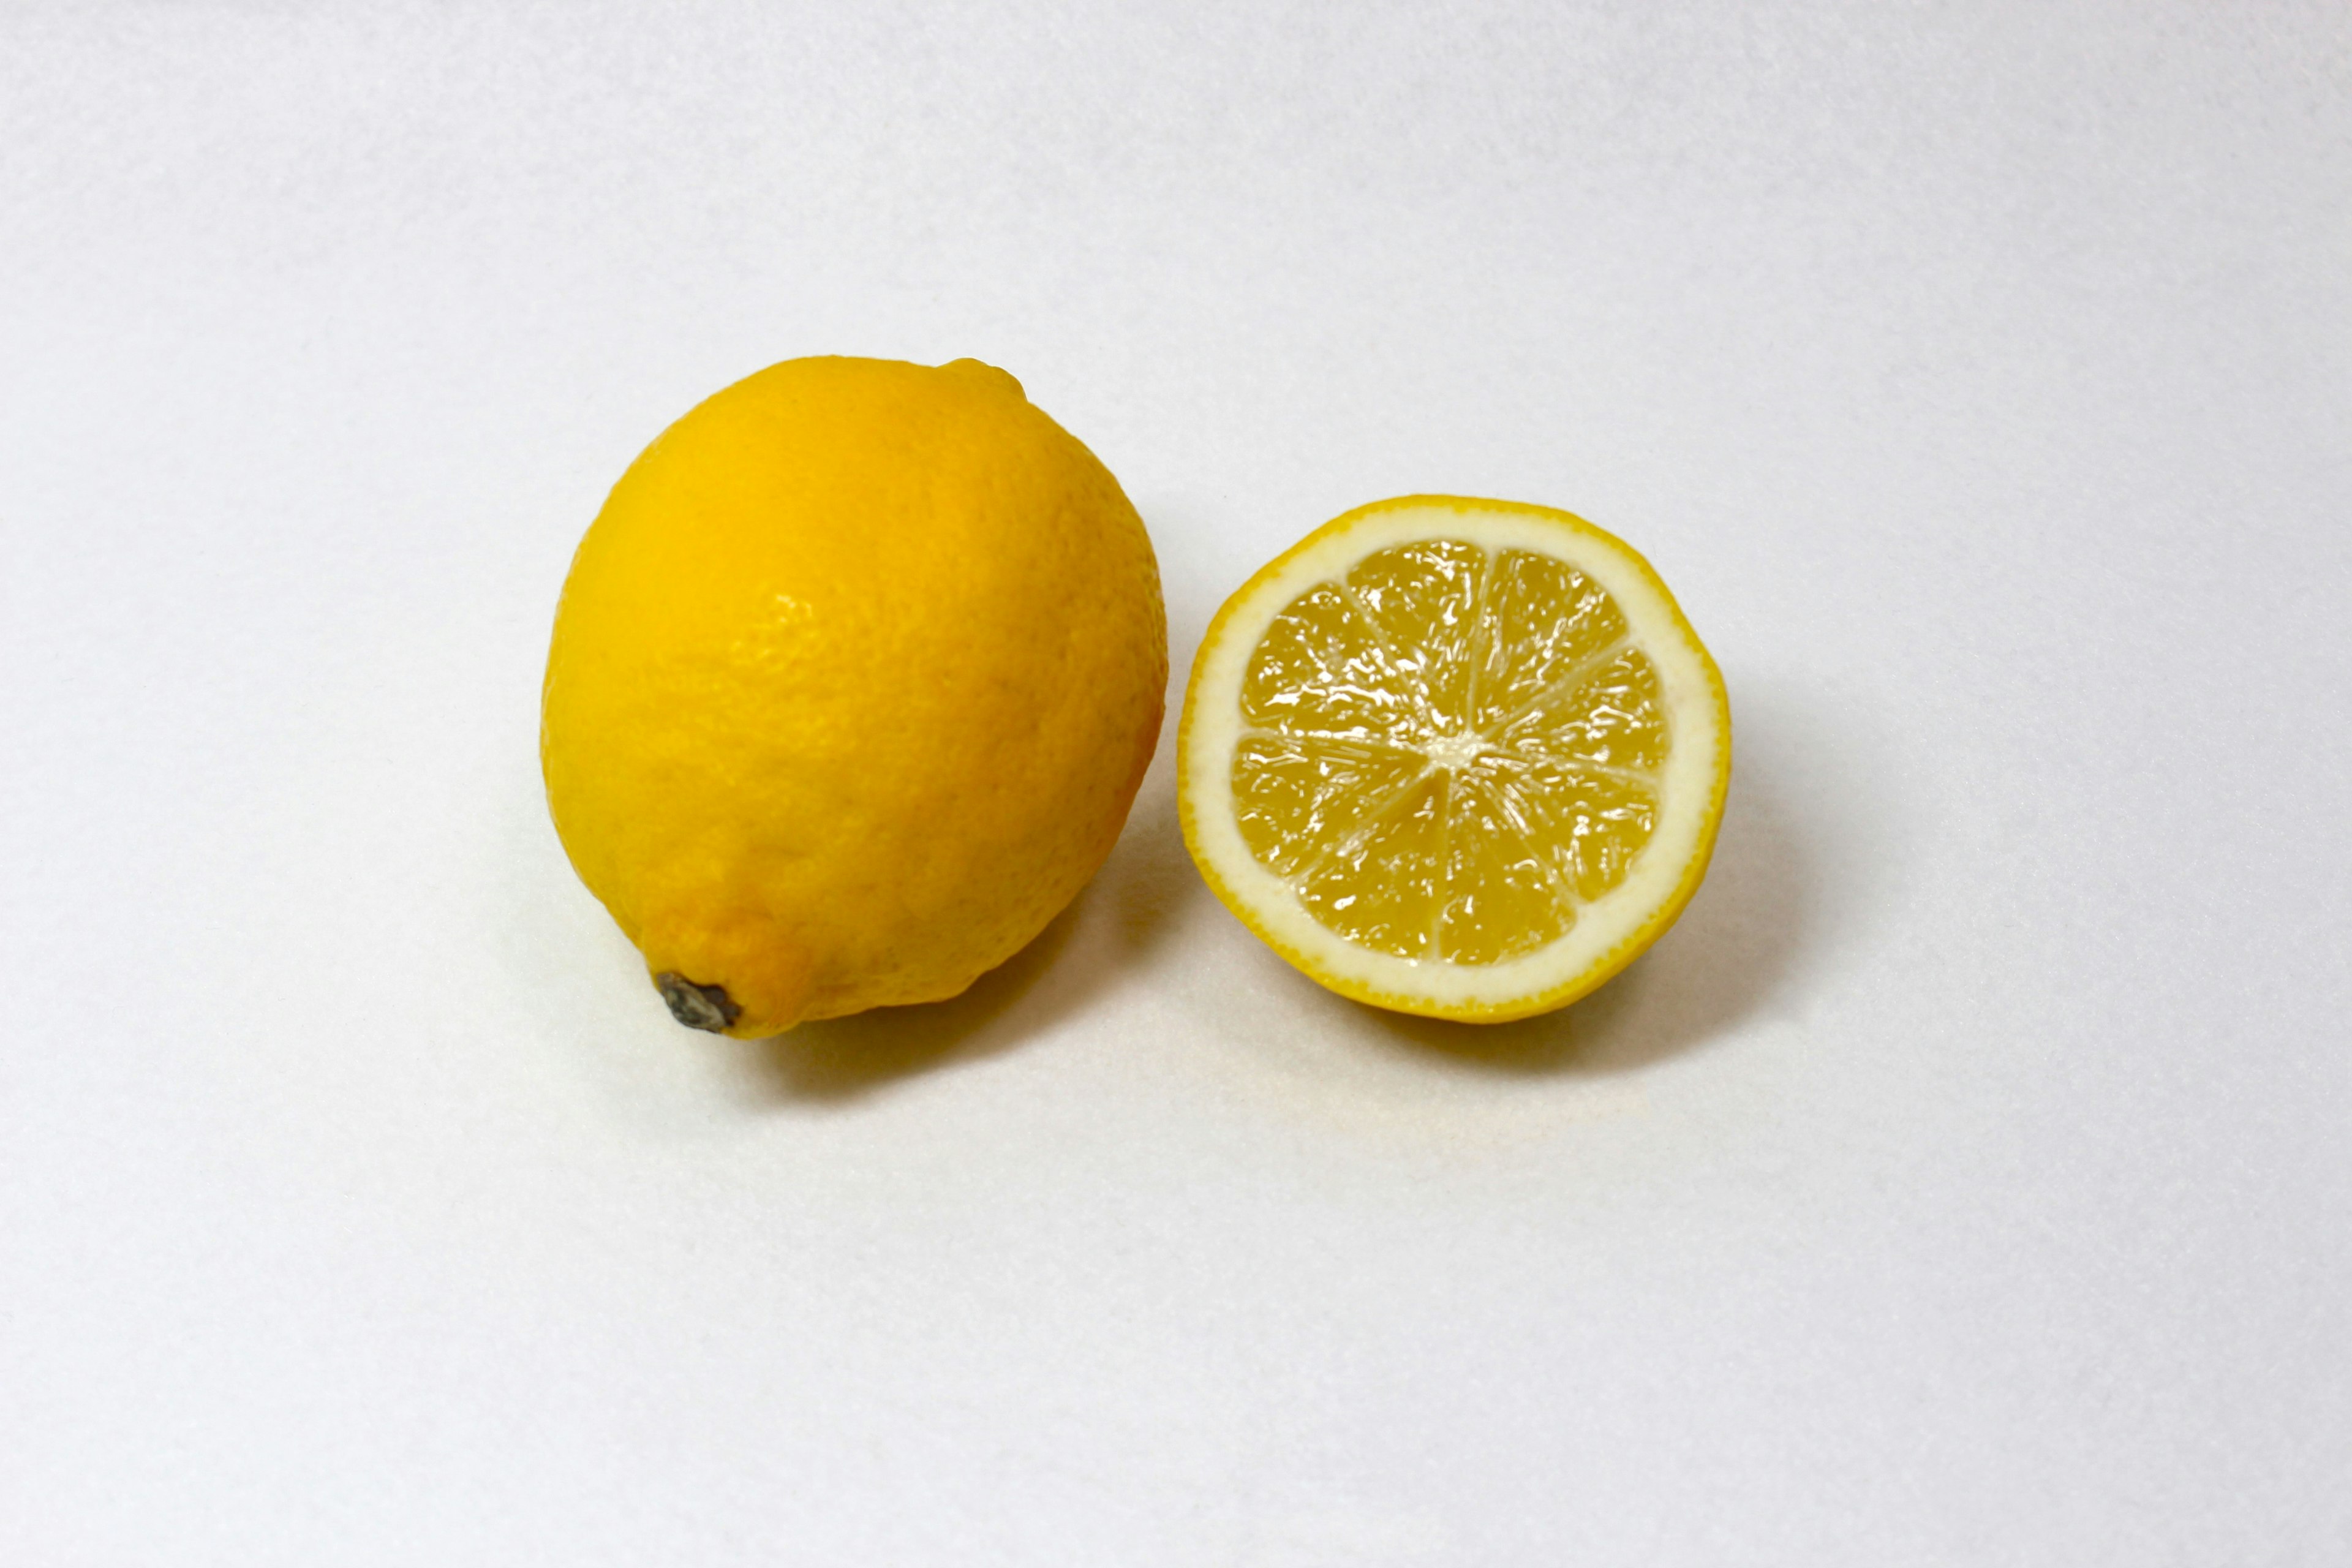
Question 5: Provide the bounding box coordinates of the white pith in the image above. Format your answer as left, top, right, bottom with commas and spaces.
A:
1182, 499, 1728, 1015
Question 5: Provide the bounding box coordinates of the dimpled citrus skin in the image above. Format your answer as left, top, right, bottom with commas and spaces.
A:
541, 356, 1167, 1037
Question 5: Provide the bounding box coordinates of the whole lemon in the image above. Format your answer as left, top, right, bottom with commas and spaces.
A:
541, 356, 1166, 1037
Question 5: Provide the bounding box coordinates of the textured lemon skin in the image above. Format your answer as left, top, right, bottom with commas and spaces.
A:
542, 356, 1166, 1037
1178, 495, 1730, 1024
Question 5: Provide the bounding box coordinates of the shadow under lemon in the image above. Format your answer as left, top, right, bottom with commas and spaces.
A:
741, 895, 1080, 1101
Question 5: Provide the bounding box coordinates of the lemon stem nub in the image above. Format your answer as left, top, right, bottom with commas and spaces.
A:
655, 973, 741, 1032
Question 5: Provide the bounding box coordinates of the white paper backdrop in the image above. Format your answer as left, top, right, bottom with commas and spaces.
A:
4, 4, 2348, 1563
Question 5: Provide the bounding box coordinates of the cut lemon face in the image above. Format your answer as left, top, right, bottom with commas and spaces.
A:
1178, 495, 1730, 1022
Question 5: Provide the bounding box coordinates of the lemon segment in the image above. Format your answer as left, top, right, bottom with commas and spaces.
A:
1179, 496, 1728, 1023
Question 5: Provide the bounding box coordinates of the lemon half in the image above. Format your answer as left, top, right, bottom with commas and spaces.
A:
1178, 496, 1729, 1022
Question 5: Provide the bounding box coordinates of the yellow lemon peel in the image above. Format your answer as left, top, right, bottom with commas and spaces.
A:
543, 356, 1167, 1037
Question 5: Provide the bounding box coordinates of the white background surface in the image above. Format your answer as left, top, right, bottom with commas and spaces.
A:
4, 4, 2348, 1563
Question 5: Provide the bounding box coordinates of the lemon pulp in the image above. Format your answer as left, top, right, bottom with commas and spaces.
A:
1236, 539, 1665, 963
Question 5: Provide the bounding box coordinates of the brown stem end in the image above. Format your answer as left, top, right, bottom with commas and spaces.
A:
654, 972, 741, 1033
